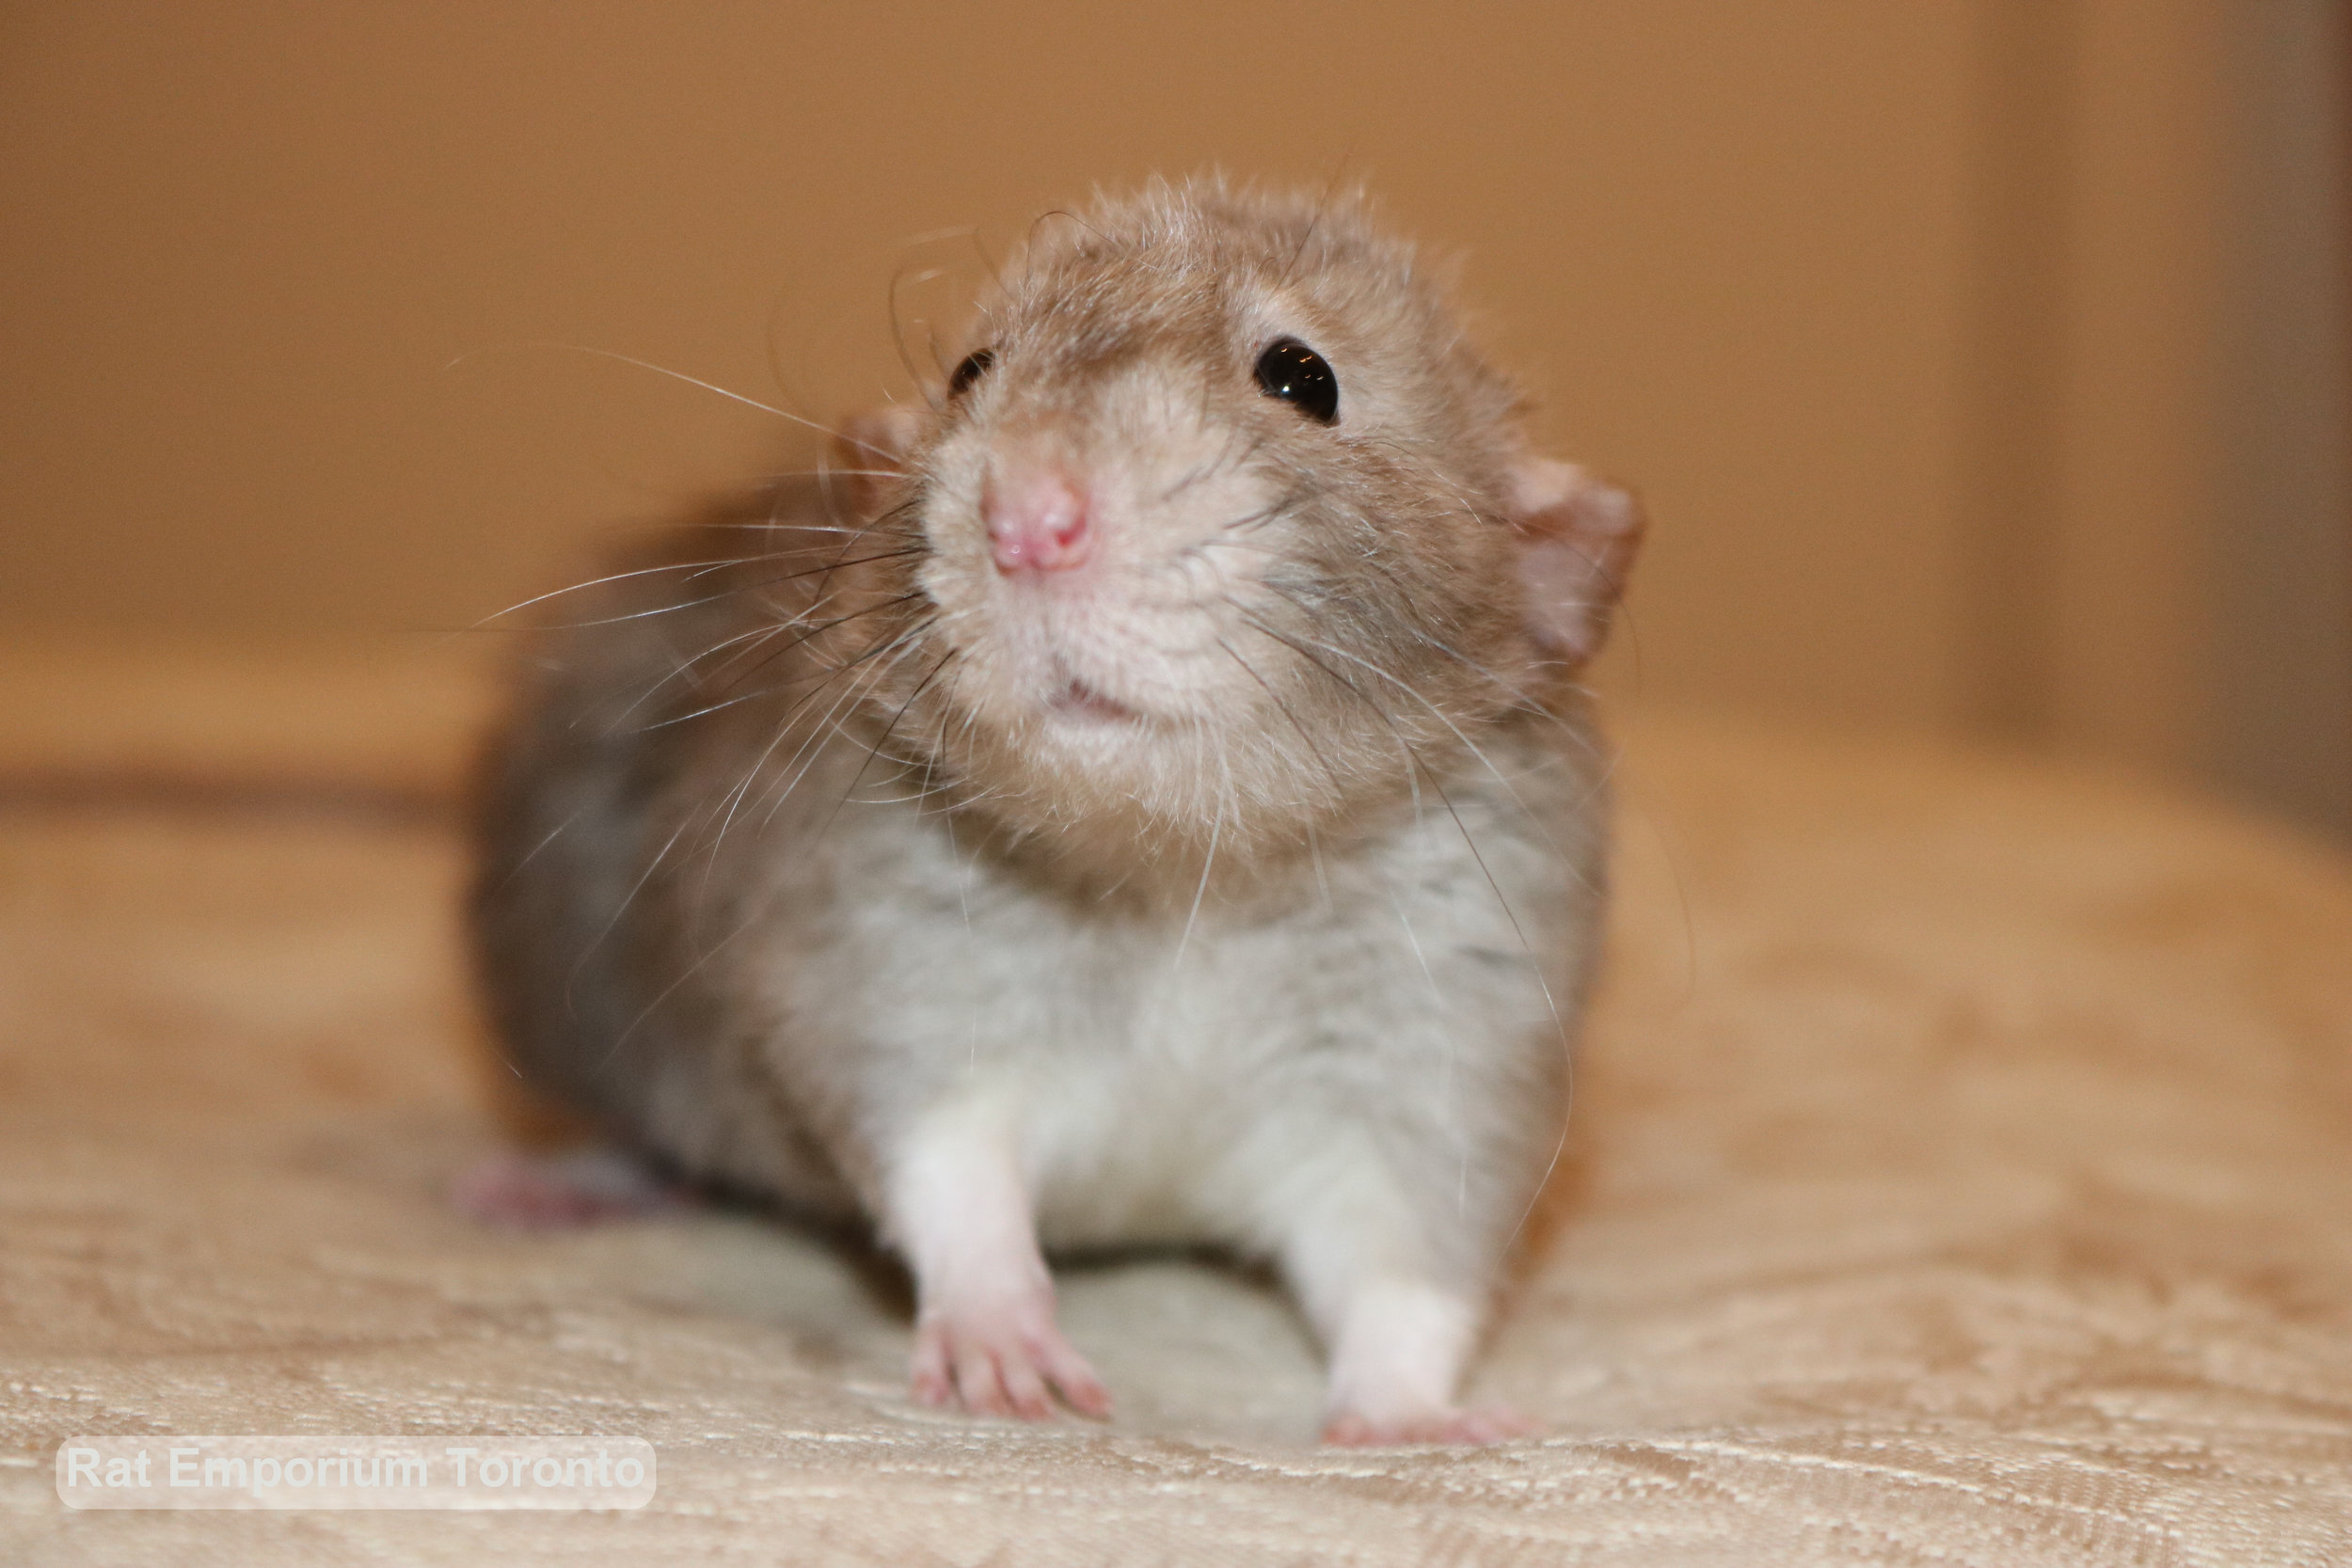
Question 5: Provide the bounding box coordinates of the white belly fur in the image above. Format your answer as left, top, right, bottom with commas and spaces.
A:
784, 771, 1591, 1273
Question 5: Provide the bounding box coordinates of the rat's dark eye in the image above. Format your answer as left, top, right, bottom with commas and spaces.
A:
947, 348, 995, 399
1253, 338, 1339, 424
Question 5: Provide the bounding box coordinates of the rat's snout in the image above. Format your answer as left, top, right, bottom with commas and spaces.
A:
983, 460, 1092, 576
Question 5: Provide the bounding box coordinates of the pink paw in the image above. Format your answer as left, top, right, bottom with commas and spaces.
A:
451, 1148, 694, 1229
1321, 1405, 1536, 1447
910, 1293, 1112, 1422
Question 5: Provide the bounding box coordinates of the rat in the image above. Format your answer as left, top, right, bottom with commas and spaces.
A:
465, 176, 1643, 1445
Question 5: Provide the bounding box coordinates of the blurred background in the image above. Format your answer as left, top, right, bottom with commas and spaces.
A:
3, 1, 2346, 839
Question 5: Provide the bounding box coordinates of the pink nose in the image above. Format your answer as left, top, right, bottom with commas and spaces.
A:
983, 464, 1091, 575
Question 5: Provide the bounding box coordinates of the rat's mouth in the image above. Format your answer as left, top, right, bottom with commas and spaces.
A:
1045, 678, 1140, 725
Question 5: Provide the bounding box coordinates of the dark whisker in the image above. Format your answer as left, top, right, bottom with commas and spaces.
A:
637, 595, 937, 733
554, 549, 928, 632
1212, 632, 1350, 808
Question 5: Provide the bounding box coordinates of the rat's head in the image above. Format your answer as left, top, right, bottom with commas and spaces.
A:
838, 179, 1641, 869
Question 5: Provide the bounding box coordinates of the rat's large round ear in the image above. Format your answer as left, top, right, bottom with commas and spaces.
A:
1506, 458, 1645, 666
831, 405, 926, 518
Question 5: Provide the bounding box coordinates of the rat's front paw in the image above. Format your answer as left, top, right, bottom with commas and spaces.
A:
910, 1292, 1112, 1422
1321, 1404, 1535, 1447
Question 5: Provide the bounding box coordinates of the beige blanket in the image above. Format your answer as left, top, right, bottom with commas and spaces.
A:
4, 648, 2348, 1564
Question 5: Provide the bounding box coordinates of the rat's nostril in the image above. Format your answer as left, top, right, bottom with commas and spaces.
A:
983, 466, 1092, 575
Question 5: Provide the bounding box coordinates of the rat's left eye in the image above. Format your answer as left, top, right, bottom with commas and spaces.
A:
1254, 338, 1339, 424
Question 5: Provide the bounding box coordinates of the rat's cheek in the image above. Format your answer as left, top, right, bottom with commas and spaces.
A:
927, 600, 1065, 722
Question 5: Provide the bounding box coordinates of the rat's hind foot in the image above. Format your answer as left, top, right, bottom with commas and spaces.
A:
1295, 1265, 1532, 1446
1322, 1404, 1536, 1447
909, 1288, 1112, 1422
451, 1148, 695, 1229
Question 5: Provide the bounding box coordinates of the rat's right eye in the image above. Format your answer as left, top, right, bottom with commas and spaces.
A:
948, 348, 995, 399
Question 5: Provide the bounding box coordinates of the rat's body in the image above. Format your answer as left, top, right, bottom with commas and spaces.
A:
469, 180, 1641, 1443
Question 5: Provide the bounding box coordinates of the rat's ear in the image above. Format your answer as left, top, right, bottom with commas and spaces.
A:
831, 405, 926, 518
1505, 458, 1645, 666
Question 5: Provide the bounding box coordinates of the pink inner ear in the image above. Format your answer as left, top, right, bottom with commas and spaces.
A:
1518, 538, 1611, 664
1507, 459, 1644, 666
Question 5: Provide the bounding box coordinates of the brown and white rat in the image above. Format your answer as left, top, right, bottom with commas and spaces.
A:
467, 177, 1643, 1444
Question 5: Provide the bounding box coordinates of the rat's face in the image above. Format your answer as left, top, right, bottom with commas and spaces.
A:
847, 182, 1634, 868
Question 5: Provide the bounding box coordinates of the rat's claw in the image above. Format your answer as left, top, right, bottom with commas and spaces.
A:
1036, 1333, 1113, 1419
912, 1296, 1111, 1423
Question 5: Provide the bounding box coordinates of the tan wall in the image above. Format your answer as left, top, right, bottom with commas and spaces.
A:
3, 3, 2344, 834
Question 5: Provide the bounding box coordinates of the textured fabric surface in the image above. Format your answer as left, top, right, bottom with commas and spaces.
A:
2, 656, 2348, 1565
